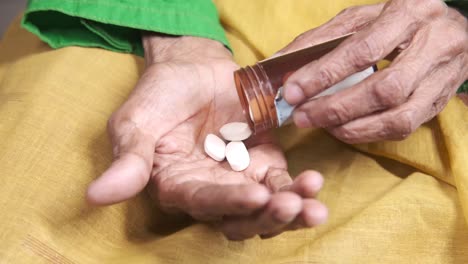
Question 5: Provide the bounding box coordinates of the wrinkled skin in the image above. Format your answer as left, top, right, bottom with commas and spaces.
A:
87, 35, 328, 240
280, 0, 468, 143
86, 0, 467, 241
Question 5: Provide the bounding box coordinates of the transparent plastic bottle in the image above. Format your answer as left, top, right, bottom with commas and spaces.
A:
234, 33, 376, 134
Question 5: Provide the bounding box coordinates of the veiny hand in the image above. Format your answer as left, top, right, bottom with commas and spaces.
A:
86, 35, 327, 240
279, 0, 468, 143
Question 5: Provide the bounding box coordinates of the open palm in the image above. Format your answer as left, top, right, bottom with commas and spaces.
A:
87, 36, 327, 240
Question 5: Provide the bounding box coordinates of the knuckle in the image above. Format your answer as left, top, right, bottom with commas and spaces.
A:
409, 0, 446, 20
107, 110, 138, 135
332, 6, 372, 34
317, 67, 336, 90
330, 126, 358, 144
337, 6, 360, 18
420, 0, 447, 18
450, 39, 466, 56
293, 32, 308, 42
349, 37, 384, 69
372, 71, 407, 107
388, 110, 417, 140
326, 102, 352, 126
294, 64, 339, 97
446, 27, 468, 55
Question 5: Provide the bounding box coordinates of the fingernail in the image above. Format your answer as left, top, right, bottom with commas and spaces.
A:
293, 111, 311, 128
283, 83, 305, 105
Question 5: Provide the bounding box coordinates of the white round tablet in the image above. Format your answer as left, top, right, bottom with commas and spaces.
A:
219, 122, 252, 141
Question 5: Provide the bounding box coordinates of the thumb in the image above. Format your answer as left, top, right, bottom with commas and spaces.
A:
274, 3, 383, 57
87, 124, 156, 205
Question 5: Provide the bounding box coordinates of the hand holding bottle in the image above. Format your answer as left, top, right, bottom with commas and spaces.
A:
279, 0, 468, 143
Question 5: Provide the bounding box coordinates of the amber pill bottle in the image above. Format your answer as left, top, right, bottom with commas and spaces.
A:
234, 34, 375, 134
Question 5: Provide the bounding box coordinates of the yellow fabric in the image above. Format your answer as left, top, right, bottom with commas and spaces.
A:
1, 0, 468, 263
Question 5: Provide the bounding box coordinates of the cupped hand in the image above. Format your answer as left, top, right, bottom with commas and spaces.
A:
86, 35, 327, 240
279, 0, 468, 143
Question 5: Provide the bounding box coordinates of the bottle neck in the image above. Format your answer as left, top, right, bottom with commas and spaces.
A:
234, 64, 278, 134
235, 33, 357, 134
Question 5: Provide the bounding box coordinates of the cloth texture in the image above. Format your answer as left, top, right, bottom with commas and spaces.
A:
21, 0, 230, 56
1, 0, 468, 263
20, 0, 467, 93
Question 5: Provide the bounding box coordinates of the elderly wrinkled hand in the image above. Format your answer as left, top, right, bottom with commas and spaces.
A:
280, 0, 468, 143
85, 35, 327, 240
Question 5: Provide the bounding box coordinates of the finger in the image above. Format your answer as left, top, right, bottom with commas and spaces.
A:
156, 180, 271, 220
284, 171, 324, 198
86, 63, 210, 206
286, 199, 329, 232
87, 127, 156, 205
221, 192, 303, 240
292, 19, 454, 128
327, 55, 466, 144
243, 143, 288, 181
255, 166, 324, 198
263, 168, 293, 193
276, 4, 384, 56
283, 0, 448, 105
261, 199, 328, 239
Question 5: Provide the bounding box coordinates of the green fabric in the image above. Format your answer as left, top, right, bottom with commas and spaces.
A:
21, 0, 230, 57
459, 82, 468, 94
20, 0, 468, 93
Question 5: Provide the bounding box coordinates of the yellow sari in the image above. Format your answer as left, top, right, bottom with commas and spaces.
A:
1, 0, 467, 263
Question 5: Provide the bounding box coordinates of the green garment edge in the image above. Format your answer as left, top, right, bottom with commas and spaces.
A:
21, 0, 230, 57
21, 0, 467, 93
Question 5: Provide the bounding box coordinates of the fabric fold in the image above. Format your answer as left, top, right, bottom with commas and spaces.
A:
21, 0, 230, 56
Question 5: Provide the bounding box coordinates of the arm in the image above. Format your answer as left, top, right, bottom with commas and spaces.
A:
22, 1, 329, 240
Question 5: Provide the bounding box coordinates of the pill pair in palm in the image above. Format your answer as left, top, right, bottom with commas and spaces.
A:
204, 122, 252, 171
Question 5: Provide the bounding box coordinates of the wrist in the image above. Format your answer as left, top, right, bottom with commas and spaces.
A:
142, 32, 232, 65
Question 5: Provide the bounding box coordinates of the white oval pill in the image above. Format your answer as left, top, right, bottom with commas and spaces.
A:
225, 141, 250, 172
219, 122, 252, 141
204, 134, 226, 161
